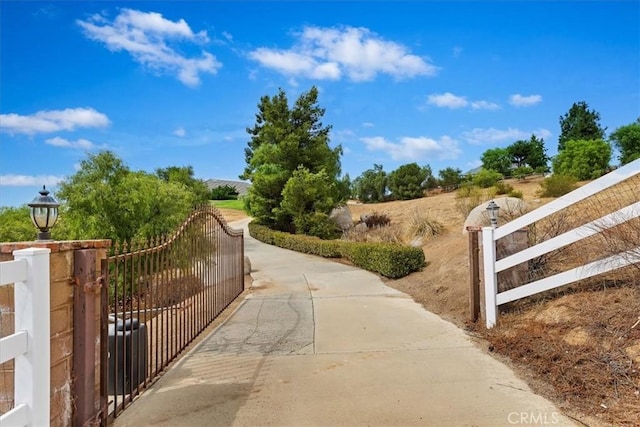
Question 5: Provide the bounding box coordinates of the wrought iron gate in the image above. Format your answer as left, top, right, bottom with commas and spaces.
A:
99, 205, 244, 420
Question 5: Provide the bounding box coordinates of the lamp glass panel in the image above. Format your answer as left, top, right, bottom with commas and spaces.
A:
31, 207, 54, 229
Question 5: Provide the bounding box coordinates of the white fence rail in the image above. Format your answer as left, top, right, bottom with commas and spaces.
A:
0, 248, 51, 426
483, 159, 640, 328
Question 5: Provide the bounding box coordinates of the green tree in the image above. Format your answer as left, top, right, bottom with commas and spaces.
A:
438, 167, 463, 191
0, 205, 39, 242
279, 167, 340, 239
388, 163, 432, 200
155, 165, 210, 203
353, 164, 387, 203
558, 101, 606, 151
472, 169, 503, 188
481, 147, 512, 176
507, 135, 549, 170
242, 87, 343, 231
609, 119, 640, 165
210, 185, 239, 200
56, 151, 195, 242
552, 139, 612, 180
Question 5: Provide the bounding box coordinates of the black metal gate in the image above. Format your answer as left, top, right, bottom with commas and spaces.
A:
99, 205, 244, 421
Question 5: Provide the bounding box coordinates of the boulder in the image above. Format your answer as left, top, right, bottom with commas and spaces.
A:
330, 205, 354, 231
462, 197, 528, 234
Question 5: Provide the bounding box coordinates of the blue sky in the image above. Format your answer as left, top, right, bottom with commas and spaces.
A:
1, 1, 638, 207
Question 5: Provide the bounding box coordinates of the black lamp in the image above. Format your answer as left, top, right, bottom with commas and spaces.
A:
486, 200, 500, 228
28, 185, 59, 241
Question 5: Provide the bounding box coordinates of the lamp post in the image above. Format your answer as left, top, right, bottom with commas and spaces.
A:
486, 200, 500, 228
28, 185, 59, 241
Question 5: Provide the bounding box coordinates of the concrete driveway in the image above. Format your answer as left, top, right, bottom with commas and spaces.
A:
114, 218, 574, 427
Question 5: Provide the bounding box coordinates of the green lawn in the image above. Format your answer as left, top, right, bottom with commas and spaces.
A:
211, 199, 245, 211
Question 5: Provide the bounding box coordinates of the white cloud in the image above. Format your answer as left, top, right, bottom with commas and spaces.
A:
361, 135, 462, 161
453, 46, 463, 57
427, 92, 468, 109
462, 127, 552, 145
361, 122, 375, 128
427, 93, 501, 110
0, 174, 65, 187
173, 127, 186, 137
471, 100, 501, 111
509, 94, 542, 107
77, 9, 221, 87
0, 107, 110, 135
249, 26, 437, 82
45, 136, 99, 150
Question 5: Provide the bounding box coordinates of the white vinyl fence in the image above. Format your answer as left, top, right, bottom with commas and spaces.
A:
0, 248, 50, 426
483, 159, 640, 328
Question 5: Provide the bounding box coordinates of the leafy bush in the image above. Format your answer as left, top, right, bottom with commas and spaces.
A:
552, 139, 611, 180
363, 212, 391, 228
537, 174, 578, 197
513, 166, 534, 179
248, 221, 425, 278
493, 181, 515, 195
472, 169, 503, 188
455, 184, 487, 217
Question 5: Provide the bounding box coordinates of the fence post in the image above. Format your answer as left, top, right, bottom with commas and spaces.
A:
73, 249, 98, 426
13, 247, 51, 427
467, 228, 481, 322
482, 227, 498, 328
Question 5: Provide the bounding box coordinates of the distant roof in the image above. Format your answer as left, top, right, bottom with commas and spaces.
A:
465, 166, 483, 176
205, 179, 251, 196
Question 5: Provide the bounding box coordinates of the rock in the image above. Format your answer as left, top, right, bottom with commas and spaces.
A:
462, 197, 528, 234
244, 256, 251, 274
360, 213, 372, 223
330, 206, 354, 231
353, 223, 368, 233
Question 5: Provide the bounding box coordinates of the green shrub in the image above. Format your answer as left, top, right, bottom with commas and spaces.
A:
248, 221, 425, 278
339, 242, 425, 279
455, 184, 487, 217
493, 181, 514, 195
513, 166, 534, 179
472, 169, 503, 188
537, 174, 577, 197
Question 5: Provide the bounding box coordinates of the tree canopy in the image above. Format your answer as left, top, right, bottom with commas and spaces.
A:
437, 167, 463, 191
353, 164, 388, 203
241, 87, 344, 234
558, 101, 606, 151
609, 118, 640, 165
155, 165, 210, 203
56, 151, 196, 242
481, 148, 512, 176
388, 163, 432, 200
552, 139, 611, 180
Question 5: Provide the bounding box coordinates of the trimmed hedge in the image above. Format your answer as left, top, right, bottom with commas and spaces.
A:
248, 221, 425, 279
